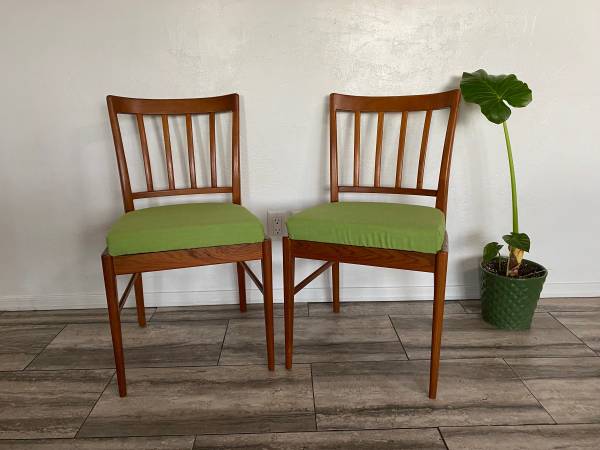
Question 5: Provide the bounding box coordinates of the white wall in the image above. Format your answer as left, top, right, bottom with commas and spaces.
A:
1, 0, 599, 310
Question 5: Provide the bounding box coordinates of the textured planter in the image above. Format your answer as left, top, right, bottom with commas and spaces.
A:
480, 258, 547, 330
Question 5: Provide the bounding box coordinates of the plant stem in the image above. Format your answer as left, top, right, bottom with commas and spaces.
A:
503, 121, 519, 234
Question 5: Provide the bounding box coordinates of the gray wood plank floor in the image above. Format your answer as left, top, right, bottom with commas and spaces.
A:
0, 297, 599, 449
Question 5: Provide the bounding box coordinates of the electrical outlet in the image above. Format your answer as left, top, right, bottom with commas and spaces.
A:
267, 211, 289, 237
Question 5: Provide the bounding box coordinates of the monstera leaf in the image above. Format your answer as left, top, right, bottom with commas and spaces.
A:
503, 232, 531, 252
460, 69, 532, 124
483, 242, 503, 262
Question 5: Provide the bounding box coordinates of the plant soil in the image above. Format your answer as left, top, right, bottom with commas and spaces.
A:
482, 258, 546, 279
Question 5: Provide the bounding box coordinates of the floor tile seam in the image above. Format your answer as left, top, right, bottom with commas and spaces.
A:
75, 370, 117, 438
21, 324, 67, 371
547, 311, 597, 354
501, 357, 557, 425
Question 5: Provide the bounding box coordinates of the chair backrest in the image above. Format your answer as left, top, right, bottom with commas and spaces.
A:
329, 90, 460, 215
106, 94, 240, 212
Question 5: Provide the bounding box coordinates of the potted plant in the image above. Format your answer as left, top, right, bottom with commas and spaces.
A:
460, 69, 547, 330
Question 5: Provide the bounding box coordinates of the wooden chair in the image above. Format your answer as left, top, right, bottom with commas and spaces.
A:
103, 94, 274, 397
283, 90, 460, 399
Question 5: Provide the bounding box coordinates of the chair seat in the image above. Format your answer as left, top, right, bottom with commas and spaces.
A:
286, 201, 445, 254
107, 203, 264, 256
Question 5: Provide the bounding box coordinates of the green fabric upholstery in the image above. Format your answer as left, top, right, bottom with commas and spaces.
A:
107, 203, 264, 256
286, 202, 445, 254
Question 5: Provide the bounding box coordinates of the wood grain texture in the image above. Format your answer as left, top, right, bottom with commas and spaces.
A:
461, 297, 600, 314
506, 357, 600, 424
374, 112, 384, 187
417, 110, 432, 189
27, 321, 227, 370
291, 240, 436, 272
552, 311, 600, 351
79, 365, 315, 437
194, 428, 445, 449
353, 111, 361, 186
112, 243, 263, 275
0, 436, 196, 450
441, 424, 600, 450
135, 114, 153, 191
151, 302, 308, 321
395, 111, 408, 188
185, 113, 197, 189
219, 316, 407, 366
308, 300, 465, 316
312, 359, 553, 430
0, 325, 63, 370
390, 313, 595, 359
161, 115, 175, 190
209, 112, 217, 187
0, 370, 114, 439
0, 308, 155, 325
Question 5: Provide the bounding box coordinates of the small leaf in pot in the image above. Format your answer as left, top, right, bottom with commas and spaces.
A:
483, 242, 503, 262
460, 69, 532, 124
502, 232, 531, 252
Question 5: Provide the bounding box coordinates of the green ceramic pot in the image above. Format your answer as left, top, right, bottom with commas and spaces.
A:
479, 258, 547, 330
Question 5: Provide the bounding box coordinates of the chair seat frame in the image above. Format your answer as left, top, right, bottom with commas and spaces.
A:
103, 94, 274, 397
283, 90, 460, 399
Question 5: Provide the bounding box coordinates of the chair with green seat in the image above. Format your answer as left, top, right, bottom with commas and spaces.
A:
283, 90, 460, 399
103, 94, 274, 397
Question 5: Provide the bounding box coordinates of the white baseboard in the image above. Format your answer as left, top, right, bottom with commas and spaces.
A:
0, 282, 598, 311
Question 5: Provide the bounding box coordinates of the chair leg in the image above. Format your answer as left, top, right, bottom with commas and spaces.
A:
133, 273, 146, 327
283, 237, 295, 369
429, 250, 448, 399
236, 262, 247, 312
261, 239, 275, 370
332, 262, 340, 313
101, 252, 127, 397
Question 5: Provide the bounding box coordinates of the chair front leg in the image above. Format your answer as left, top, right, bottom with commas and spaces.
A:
236, 262, 247, 312
261, 239, 275, 370
133, 273, 146, 327
429, 250, 448, 399
282, 237, 295, 369
332, 262, 340, 313
101, 252, 127, 397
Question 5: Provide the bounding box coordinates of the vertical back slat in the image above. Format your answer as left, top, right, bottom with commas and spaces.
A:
417, 110, 433, 189
353, 111, 361, 186
374, 112, 384, 187
161, 115, 175, 190
395, 112, 408, 188
185, 114, 197, 189
136, 114, 154, 191
209, 112, 217, 187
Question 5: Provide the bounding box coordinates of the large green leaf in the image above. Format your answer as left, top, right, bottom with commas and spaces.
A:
503, 232, 531, 252
460, 69, 532, 124
483, 242, 503, 262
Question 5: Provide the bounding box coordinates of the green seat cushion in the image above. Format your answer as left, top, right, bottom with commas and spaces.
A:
286, 202, 445, 254
107, 203, 264, 256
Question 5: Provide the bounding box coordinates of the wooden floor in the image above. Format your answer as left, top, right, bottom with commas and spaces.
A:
1, 298, 600, 449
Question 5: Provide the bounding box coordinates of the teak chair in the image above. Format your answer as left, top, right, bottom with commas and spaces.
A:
102, 94, 274, 397
283, 90, 460, 399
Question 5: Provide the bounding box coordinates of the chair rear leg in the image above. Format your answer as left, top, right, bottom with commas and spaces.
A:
236, 262, 247, 312
133, 273, 146, 327
101, 252, 127, 397
429, 250, 448, 399
283, 237, 295, 369
332, 262, 340, 313
261, 240, 275, 370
